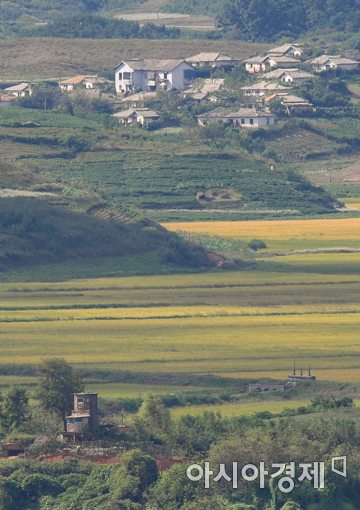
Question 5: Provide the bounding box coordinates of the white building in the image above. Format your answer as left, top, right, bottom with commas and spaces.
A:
197, 107, 275, 128
264, 68, 315, 84
309, 55, 359, 72
114, 59, 194, 95
4, 83, 32, 97
241, 81, 290, 97
59, 75, 111, 92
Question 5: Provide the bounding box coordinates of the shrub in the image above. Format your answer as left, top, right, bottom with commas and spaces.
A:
248, 239, 267, 251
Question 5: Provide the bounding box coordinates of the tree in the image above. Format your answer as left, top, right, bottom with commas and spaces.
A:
0, 386, 30, 433
110, 450, 158, 505
36, 358, 84, 428
137, 395, 172, 438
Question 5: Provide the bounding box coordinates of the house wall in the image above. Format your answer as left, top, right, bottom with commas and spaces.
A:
231, 116, 274, 128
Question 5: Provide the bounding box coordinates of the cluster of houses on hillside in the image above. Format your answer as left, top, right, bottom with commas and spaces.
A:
1, 43, 359, 129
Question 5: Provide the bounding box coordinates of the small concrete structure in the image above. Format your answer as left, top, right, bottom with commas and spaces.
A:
288, 368, 316, 383
65, 393, 99, 439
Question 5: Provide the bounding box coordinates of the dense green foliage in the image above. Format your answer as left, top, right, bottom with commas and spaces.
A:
218, 0, 360, 41
0, 197, 212, 271
36, 358, 84, 425
0, 411, 359, 509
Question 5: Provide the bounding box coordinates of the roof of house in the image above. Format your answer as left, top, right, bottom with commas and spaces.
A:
60, 75, 87, 85
4, 82, 31, 92
197, 109, 231, 119
268, 43, 301, 55
136, 108, 160, 118
0, 93, 15, 102
121, 91, 157, 102
226, 108, 274, 118
241, 81, 290, 91
113, 108, 159, 119
65, 413, 91, 419
269, 55, 301, 64
189, 91, 209, 101
265, 68, 314, 80
186, 52, 233, 63
245, 55, 270, 64
279, 94, 312, 105
197, 108, 274, 119
311, 55, 359, 65
115, 59, 192, 72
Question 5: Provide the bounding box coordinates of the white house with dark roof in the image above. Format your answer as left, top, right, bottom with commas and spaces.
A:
197, 107, 275, 128
186, 52, 237, 68
309, 55, 359, 72
4, 83, 32, 97
114, 59, 194, 95
264, 68, 315, 84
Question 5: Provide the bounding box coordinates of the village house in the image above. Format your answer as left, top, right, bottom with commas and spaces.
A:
245, 54, 300, 73
119, 91, 157, 108
267, 43, 303, 58
264, 68, 315, 84
4, 82, 32, 97
59, 75, 111, 92
186, 52, 237, 68
184, 78, 225, 102
114, 59, 194, 95
241, 81, 290, 97
267, 55, 301, 69
197, 107, 275, 128
266, 93, 314, 113
228, 107, 275, 128
244, 55, 272, 73
309, 55, 359, 72
113, 107, 159, 126
0, 93, 15, 107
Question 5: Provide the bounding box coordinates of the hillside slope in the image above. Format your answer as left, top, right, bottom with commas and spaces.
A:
0, 197, 213, 271
0, 108, 339, 221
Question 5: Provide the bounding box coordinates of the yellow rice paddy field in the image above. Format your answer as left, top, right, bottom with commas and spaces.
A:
1, 216, 360, 401
163, 217, 360, 241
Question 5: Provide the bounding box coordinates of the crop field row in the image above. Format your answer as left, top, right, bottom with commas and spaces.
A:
163, 217, 360, 242
0, 290, 359, 381
171, 400, 311, 418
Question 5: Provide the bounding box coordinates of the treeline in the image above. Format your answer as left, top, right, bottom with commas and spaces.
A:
31, 14, 180, 39
218, 0, 360, 41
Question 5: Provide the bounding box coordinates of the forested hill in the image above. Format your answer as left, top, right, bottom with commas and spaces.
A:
165, 0, 360, 41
